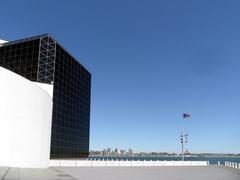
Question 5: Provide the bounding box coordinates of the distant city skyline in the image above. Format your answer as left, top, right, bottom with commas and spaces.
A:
1, 0, 240, 153
89, 147, 240, 157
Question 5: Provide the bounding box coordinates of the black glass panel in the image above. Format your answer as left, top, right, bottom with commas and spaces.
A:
0, 39, 40, 81
50, 44, 91, 159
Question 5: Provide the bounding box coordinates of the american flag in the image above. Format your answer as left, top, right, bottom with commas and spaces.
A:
183, 113, 190, 119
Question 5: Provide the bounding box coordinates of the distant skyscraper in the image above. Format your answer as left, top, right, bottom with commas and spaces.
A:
107, 148, 111, 153
114, 148, 120, 154
0, 34, 91, 159
128, 148, 133, 155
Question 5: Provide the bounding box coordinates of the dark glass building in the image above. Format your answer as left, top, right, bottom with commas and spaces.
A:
0, 34, 91, 158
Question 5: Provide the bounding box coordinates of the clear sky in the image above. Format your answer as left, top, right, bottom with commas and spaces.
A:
1, 0, 240, 153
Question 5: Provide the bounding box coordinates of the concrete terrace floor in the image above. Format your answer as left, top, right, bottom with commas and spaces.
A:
0, 167, 76, 180
59, 166, 240, 180
0, 166, 240, 180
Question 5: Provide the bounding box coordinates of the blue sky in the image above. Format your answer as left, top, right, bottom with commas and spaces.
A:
1, 0, 240, 153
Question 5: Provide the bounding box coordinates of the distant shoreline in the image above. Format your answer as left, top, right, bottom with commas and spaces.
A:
89, 155, 240, 158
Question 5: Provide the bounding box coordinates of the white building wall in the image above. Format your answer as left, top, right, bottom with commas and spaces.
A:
0, 67, 53, 168
34, 82, 54, 98
0, 39, 8, 47
0, 39, 7, 43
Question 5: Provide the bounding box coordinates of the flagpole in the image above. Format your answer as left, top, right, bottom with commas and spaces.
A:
181, 113, 190, 161
181, 117, 184, 161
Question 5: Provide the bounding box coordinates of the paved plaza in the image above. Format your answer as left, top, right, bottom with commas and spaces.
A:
0, 166, 240, 180
59, 166, 240, 180
0, 167, 76, 180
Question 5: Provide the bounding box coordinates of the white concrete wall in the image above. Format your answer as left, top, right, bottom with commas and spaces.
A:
50, 160, 208, 167
225, 161, 240, 169
0, 67, 53, 168
34, 82, 54, 98
0, 39, 8, 47
0, 39, 7, 43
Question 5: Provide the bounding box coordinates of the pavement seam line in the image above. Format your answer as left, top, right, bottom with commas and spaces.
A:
1, 167, 10, 180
